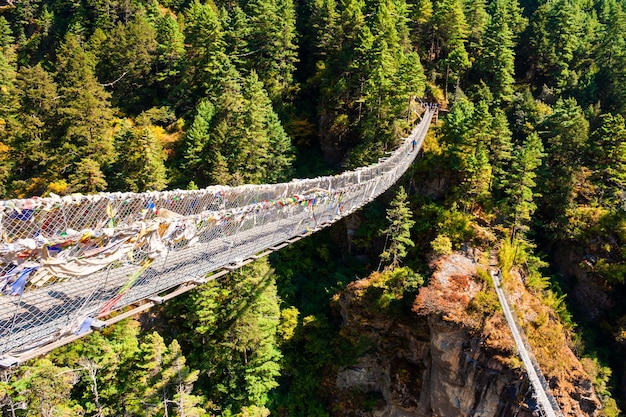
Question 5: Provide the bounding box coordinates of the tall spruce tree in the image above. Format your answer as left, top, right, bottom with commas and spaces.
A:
596, 0, 626, 113
590, 113, 626, 209
0, 36, 18, 197
504, 132, 545, 242
480, 0, 516, 103
433, 0, 471, 100
182, 98, 216, 185
155, 12, 185, 94
527, 0, 584, 90
539, 98, 589, 231
244, 0, 298, 102
380, 186, 415, 268
489, 108, 514, 196
179, 0, 230, 113
183, 259, 282, 414
94, 15, 158, 112
54, 32, 114, 194
110, 122, 168, 192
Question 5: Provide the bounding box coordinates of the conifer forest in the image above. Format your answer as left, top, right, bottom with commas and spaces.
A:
1, 0, 626, 414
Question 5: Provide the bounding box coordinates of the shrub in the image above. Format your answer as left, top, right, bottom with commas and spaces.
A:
469, 291, 500, 317
431, 234, 453, 255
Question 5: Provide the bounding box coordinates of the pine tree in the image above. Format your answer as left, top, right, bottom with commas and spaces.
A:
181, 69, 294, 187
433, 0, 471, 100
504, 132, 545, 242
51, 319, 142, 415
164, 340, 206, 417
0, 21, 17, 123
489, 108, 514, 196
307, 0, 341, 59
54, 32, 115, 194
182, 98, 216, 185
527, 0, 584, 90
244, 0, 298, 101
155, 13, 185, 90
9, 64, 59, 196
221, 5, 252, 69
464, 0, 488, 53
442, 97, 475, 173
380, 186, 415, 269
94, 15, 158, 112
458, 99, 494, 210
15, 359, 82, 417
179, 0, 230, 112
110, 122, 168, 192
185, 259, 282, 414
539, 98, 589, 230
241, 71, 294, 184
480, 0, 516, 103
590, 113, 626, 209
596, 0, 626, 113
0, 45, 18, 197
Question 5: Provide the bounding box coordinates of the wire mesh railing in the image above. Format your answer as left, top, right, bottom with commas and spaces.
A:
502, 281, 565, 417
491, 270, 564, 417
0, 107, 434, 359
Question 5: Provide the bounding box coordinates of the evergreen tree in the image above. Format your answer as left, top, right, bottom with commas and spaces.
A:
181, 70, 294, 187
0, 20, 17, 123
241, 72, 295, 184
442, 97, 475, 173
380, 186, 415, 268
13, 359, 82, 417
527, 0, 584, 90
590, 113, 626, 209
52, 319, 141, 415
460, 99, 494, 210
433, 0, 471, 100
54, 32, 115, 194
221, 5, 251, 69
596, 0, 626, 113
205, 63, 248, 186
110, 121, 168, 192
155, 13, 185, 92
164, 340, 206, 417
504, 132, 545, 242
0, 46, 18, 197
489, 108, 514, 196
8, 64, 60, 196
184, 259, 282, 414
182, 98, 216, 185
479, 0, 516, 103
307, 0, 341, 60
179, 0, 230, 113
94, 15, 158, 112
244, 0, 298, 102
538, 98, 589, 230
464, 0, 488, 53
126, 333, 204, 416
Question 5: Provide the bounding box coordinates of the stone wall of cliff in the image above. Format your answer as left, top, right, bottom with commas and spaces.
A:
327, 253, 603, 417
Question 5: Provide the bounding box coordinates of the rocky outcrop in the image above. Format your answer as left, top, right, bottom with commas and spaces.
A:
552, 246, 616, 321
328, 253, 603, 417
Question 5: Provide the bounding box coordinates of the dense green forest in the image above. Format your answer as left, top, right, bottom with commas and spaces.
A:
2, 0, 626, 414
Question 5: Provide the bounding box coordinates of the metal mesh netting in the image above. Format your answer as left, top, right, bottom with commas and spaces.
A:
0, 108, 434, 357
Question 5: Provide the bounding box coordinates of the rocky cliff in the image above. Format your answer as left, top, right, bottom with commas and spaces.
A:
328, 253, 603, 417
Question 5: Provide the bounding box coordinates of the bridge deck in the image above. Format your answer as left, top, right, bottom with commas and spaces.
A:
0, 108, 434, 360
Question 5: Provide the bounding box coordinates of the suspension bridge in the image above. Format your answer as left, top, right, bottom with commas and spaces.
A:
0, 105, 564, 416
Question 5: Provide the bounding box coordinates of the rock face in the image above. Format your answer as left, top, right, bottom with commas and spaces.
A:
552, 246, 616, 322
328, 254, 603, 417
